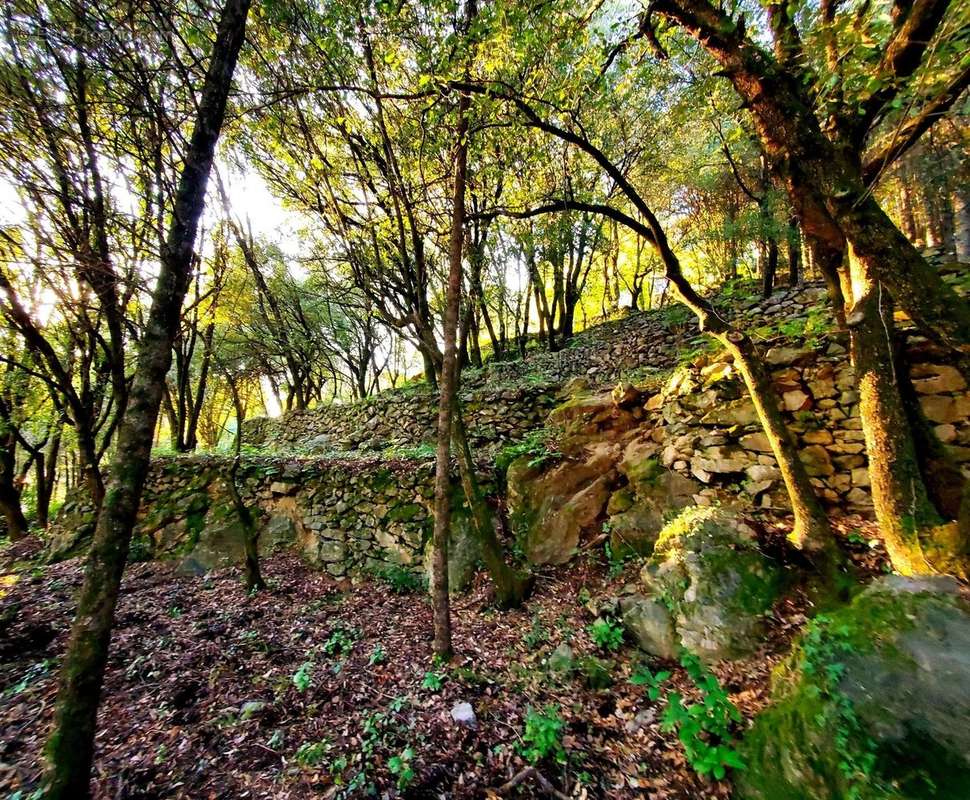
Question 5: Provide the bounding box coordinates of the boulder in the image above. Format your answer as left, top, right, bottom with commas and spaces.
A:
507, 450, 615, 565
700, 398, 759, 427
910, 364, 967, 395
638, 507, 781, 661
619, 594, 677, 659
765, 346, 815, 366
738, 576, 970, 800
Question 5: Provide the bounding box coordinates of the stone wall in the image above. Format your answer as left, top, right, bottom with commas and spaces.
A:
506, 333, 970, 564
243, 283, 838, 455
243, 381, 560, 455
650, 337, 969, 510
49, 455, 486, 588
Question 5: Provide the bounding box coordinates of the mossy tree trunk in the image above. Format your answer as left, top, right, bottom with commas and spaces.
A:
225, 456, 264, 593
451, 407, 532, 609
41, 2, 251, 794
226, 380, 264, 592
846, 254, 968, 575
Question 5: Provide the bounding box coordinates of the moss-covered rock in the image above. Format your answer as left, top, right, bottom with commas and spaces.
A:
638, 506, 781, 661
737, 575, 970, 800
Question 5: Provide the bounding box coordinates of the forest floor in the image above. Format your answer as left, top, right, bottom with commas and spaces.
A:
0, 516, 885, 800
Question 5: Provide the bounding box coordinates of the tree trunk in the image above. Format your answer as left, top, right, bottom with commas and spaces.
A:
953, 184, 970, 263
42, 2, 250, 794
431, 45, 473, 660
226, 455, 264, 593
761, 236, 778, 298
805, 234, 848, 329
0, 482, 29, 540
716, 331, 839, 569
786, 216, 801, 286
846, 256, 967, 575
451, 407, 532, 609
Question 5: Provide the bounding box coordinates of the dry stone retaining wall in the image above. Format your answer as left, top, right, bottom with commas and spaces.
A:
244, 382, 560, 454
50, 456, 485, 587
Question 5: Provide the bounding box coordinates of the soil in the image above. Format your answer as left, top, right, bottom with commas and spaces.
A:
0, 515, 885, 799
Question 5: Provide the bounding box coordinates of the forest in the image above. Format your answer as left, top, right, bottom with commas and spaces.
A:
0, 0, 969, 797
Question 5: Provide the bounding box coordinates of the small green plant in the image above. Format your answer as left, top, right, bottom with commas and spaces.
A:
523, 613, 550, 649
292, 661, 314, 692
629, 663, 671, 700
372, 564, 426, 594
6, 659, 52, 697
267, 729, 284, 750
520, 704, 567, 764
294, 739, 330, 766
388, 746, 416, 790
660, 651, 744, 780
603, 539, 631, 579
495, 429, 559, 475
168, 606, 183, 619
368, 644, 386, 666
323, 625, 360, 657
588, 617, 625, 652
421, 670, 444, 691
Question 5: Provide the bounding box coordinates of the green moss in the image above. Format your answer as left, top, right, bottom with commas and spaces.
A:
739, 587, 969, 800
387, 503, 422, 522
625, 456, 662, 487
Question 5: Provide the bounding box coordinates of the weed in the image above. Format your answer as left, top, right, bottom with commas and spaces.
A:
660, 651, 745, 780
294, 739, 330, 767
6, 659, 52, 697
523, 613, 550, 649
495, 429, 559, 476
291, 661, 314, 692
421, 670, 444, 692
368, 644, 386, 666
520, 704, 567, 764
323, 624, 360, 657
372, 564, 426, 594
388, 746, 416, 790
629, 663, 671, 700
588, 617, 625, 652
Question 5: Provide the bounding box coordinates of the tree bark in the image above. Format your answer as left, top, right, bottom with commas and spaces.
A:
846, 256, 968, 575
786, 216, 801, 286
0, 482, 29, 540
431, 33, 473, 659
42, 2, 251, 794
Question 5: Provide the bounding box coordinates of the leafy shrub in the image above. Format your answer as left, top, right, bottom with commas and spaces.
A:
660, 652, 745, 780
629, 663, 671, 700
368, 644, 386, 666
127, 537, 153, 563
421, 670, 444, 691
388, 746, 416, 790
495, 429, 559, 476
520, 704, 566, 764
523, 613, 549, 649
323, 625, 360, 657
588, 617, 624, 652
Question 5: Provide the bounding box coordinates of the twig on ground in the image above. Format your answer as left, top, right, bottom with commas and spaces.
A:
496, 765, 571, 799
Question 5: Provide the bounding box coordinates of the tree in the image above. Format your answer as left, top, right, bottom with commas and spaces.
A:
650, 0, 970, 573
42, 0, 251, 793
